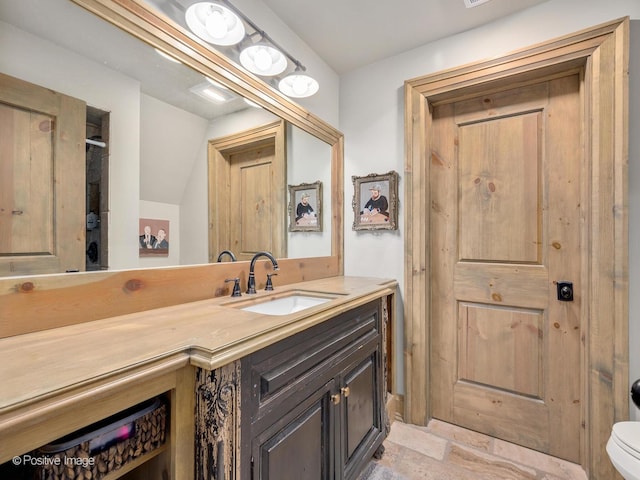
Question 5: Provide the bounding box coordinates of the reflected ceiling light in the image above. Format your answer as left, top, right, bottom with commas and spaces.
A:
239, 43, 287, 76
202, 88, 226, 102
185, 2, 245, 46
190, 82, 233, 104
278, 72, 319, 98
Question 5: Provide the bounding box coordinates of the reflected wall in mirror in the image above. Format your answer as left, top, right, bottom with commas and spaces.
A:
0, 0, 334, 277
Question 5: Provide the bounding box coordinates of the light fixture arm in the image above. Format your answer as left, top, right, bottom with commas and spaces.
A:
219, 0, 307, 72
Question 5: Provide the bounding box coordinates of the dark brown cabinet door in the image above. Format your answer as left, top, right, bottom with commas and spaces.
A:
338, 339, 384, 480
251, 380, 336, 480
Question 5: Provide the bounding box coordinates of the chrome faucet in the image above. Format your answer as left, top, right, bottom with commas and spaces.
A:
247, 251, 279, 294
216, 250, 237, 262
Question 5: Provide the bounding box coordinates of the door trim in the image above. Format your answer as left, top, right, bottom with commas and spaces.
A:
208, 120, 286, 261
404, 18, 629, 478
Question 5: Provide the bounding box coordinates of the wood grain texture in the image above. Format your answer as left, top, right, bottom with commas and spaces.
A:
0, 73, 85, 276
0, 256, 339, 337
195, 362, 241, 480
404, 18, 629, 479
0, 277, 396, 468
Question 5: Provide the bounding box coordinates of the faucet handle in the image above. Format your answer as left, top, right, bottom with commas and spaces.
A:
265, 273, 278, 291
225, 278, 242, 297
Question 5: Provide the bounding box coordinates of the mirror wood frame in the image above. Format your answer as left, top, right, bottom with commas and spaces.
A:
0, 0, 344, 336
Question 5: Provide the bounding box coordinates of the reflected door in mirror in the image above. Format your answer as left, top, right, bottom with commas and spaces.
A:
0, 73, 85, 276
209, 121, 286, 261
230, 143, 284, 260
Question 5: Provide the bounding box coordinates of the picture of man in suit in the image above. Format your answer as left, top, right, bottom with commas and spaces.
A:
139, 225, 156, 249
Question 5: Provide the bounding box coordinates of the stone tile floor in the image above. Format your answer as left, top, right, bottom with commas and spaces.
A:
359, 420, 588, 480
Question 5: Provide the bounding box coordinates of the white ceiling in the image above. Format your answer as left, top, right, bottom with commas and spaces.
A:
0, 0, 551, 120
260, 0, 550, 74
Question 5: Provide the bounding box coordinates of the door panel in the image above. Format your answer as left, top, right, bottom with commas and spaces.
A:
458, 113, 541, 263
458, 303, 543, 398
340, 338, 384, 480
0, 73, 85, 276
344, 356, 376, 459
230, 145, 276, 259
431, 75, 582, 462
252, 380, 334, 480
0, 106, 54, 255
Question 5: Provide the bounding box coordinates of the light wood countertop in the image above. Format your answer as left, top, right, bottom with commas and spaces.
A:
0, 276, 396, 415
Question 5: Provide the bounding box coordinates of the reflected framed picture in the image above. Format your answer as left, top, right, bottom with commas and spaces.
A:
288, 181, 322, 232
352, 171, 399, 231
139, 218, 170, 256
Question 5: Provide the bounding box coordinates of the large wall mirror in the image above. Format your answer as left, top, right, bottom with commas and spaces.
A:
0, 0, 342, 277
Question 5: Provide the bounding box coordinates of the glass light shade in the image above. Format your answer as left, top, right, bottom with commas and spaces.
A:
278, 73, 319, 98
185, 2, 245, 46
239, 44, 287, 76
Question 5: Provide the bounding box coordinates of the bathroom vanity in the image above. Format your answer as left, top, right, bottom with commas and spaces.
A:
0, 2, 396, 478
0, 276, 396, 480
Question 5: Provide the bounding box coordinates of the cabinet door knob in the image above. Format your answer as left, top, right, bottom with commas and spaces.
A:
341, 386, 350, 398
331, 393, 341, 405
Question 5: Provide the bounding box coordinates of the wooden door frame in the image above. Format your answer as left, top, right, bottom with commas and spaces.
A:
208, 120, 286, 261
404, 18, 629, 478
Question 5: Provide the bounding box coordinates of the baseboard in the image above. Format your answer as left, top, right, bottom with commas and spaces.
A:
385, 393, 404, 424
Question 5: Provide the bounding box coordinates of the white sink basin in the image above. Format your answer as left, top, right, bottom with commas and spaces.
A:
236, 293, 333, 316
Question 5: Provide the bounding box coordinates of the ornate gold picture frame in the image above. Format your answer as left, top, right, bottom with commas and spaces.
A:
352, 171, 399, 231
288, 181, 322, 232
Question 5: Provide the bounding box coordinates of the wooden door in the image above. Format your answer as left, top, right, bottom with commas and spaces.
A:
229, 143, 279, 261
208, 121, 286, 263
0, 73, 85, 276
430, 75, 582, 462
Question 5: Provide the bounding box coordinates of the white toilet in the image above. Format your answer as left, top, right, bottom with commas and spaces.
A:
607, 421, 640, 479
607, 380, 640, 479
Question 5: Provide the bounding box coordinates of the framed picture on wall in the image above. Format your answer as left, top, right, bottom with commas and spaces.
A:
288, 181, 322, 232
352, 171, 399, 231
139, 218, 170, 256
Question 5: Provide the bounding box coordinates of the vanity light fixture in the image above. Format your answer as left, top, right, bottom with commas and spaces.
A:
278, 70, 319, 98
185, 1, 245, 46
239, 41, 287, 76
184, 0, 319, 97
